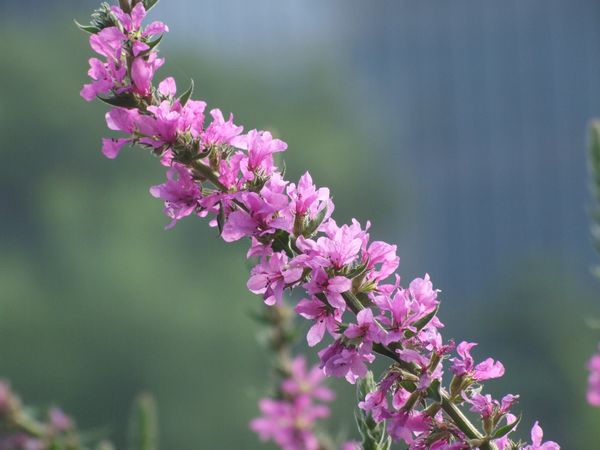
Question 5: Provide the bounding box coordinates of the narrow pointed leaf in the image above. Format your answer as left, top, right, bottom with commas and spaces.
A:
143, 0, 160, 11
492, 414, 521, 439
98, 95, 138, 108
177, 79, 194, 107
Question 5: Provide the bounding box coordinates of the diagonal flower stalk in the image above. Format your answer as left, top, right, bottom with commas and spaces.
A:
78, 1, 560, 448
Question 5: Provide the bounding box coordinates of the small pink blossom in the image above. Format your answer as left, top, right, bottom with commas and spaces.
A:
318, 341, 374, 384
294, 296, 342, 347
522, 422, 560, 450
450, 341, 505, 381
586, 346, 600, 406
344, 308, 382, 344
281, 356, 335, 402
303, 268, 351, 312
149, 164, 202, 229
247, 252, 303, 306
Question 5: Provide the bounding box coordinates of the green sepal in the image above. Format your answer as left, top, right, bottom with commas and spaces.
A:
74, 19, 101, 34
177, 79, 194, 107
492, 414, 521, 439
302, 206, 328, 237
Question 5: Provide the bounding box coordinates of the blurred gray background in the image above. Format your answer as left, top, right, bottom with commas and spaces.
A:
1, 0, 599, 448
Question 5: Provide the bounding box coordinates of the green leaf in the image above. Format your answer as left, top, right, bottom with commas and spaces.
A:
177, 79, 194, 107
127, 393, 158, 450
98, 95, 138, 108
492, 414, 521, 439
143, 0, 160, 11
74, 19, 101, 34
302, 206, 328, 237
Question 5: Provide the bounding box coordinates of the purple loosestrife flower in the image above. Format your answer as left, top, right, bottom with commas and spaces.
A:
344, 308, 382, 344
80, 57, 127, 101
202, 109, 243, 147
247, 252, 304, 306
149, 164, 201, 229
287, 172, 333, 220
281, 356, 335, 402
450, 341, 505, 381
586, 345, 600, 406
522, 422, 560, 450
386, 410, 431, 445
250, 358, 333, 450
294, 296, 342, 347
231, 130, 287, 181
318, 340, 375, 384
303, 268, 351, 312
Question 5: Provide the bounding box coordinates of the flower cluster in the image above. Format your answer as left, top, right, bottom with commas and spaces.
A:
79, 2, 561, 449
250, 356, 335, 450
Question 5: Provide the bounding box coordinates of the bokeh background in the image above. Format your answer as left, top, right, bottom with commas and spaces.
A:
1, 0, 599, 448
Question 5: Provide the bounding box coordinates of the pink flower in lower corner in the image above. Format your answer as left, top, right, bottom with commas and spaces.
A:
522, 421, 560, 450
587, 346, 600, 406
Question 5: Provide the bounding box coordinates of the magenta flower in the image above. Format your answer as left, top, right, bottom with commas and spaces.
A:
303, 268, 351, 312
247, 252, 303, 306
281, 356, 335, 402
296, 219, 367, 271
318, 341, 375, 384
294, 296, 342, 347
386, 410, 431, 445
586, 346, 600, 406
101, 138, 130, 159
344, 308, 382, 344
287, 171, 333, 219
149, 164, 202, 229
131, 53, 164, 97
80, 57, 126, 101
362, 240, 399, 283
358, 388, 389, 422
450, 341, 505, 381
202, 109, 244, 146
231, 129, 287, 181
522, 422, 560, 450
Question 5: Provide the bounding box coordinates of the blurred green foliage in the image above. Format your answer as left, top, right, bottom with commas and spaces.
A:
0, 11, 599, 450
